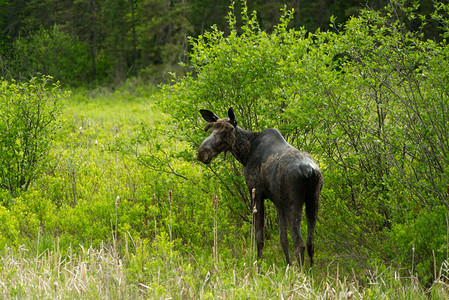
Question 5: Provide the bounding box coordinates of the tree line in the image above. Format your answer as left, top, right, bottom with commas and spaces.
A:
0, 0, 440, 86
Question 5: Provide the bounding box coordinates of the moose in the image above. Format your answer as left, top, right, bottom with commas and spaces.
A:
197, 107, 323, 267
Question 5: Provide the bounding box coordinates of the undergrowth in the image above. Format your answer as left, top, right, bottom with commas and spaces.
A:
1, 84, 448, 298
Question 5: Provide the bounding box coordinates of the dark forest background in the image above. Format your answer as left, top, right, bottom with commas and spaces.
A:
0, 0, 439, 86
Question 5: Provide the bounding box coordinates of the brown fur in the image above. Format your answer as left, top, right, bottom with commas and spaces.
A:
197, 108, 323, 267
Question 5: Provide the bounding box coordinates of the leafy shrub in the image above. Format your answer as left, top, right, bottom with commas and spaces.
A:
0, 76, 67, 197
0, 204, 20, 249
388, 206, 448, 285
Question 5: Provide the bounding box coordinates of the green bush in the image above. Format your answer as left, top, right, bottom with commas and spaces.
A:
0, 204, 20, 249
0, 76, 67, 197
388, 205, 448, 285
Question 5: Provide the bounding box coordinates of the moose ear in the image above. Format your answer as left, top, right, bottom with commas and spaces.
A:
228, 107, 237, 127
200, 109, 219, 123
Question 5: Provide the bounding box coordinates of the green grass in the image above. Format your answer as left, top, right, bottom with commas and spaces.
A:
1, 85, 449, 299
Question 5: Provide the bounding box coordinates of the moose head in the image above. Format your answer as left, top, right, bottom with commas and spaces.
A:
196, 107, 238, 164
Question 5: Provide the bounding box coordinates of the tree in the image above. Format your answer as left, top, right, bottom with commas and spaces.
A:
135, 0, 193, 82
12, 25, 93, 85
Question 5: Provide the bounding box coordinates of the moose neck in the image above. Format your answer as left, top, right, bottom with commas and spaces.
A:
230, 126, 257, 166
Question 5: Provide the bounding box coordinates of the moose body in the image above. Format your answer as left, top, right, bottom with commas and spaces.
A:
197, 108, 323, 266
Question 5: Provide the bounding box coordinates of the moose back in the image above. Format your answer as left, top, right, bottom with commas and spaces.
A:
197, 107, 323, 266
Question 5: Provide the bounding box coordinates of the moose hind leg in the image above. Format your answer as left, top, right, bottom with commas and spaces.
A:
290, 205, 306, 267
277, 209, 292, 266
305, 193, 319, 266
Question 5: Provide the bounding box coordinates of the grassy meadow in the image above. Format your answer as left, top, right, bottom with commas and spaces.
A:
0, 83, 448, 299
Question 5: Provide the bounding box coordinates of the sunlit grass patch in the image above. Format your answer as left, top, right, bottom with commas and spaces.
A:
0, 242, 136, 299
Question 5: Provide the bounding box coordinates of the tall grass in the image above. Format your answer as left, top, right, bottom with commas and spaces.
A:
0, 242, 136, 299
1, 239, 448, 299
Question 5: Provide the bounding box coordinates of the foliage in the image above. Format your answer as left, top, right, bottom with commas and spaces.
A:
0, 76, 66, 197
135, 0, 193, 83
0, 203, 19, 249
11, 25, 93, 86
0, 0, 442, 86
388, 206, 448, 285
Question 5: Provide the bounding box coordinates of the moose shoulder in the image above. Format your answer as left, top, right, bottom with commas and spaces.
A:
197, 107, 323, 267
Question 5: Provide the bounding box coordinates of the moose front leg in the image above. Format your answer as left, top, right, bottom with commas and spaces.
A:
252, 188, 265, 261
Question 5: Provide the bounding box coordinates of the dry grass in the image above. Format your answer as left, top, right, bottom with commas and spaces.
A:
0, 242, 138, 299
1, 239, 448, 299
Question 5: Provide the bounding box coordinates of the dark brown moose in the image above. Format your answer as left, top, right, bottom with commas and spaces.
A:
197, 107, 323, 267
